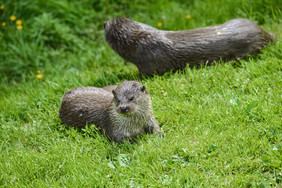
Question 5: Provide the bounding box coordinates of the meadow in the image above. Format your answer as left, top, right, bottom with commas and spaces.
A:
0, 0, 281, 187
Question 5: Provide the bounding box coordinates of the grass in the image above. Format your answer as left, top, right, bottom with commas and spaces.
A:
0, 0, 281, 187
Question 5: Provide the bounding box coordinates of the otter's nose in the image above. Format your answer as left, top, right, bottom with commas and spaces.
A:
120, 106, 128, 113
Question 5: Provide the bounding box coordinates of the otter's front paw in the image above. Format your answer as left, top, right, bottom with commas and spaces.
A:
157, 130, 164, 138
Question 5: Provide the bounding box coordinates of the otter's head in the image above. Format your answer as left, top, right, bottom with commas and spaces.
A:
104, 17, 150, 62
111, 80, 151, 116
104, 17, 138, 47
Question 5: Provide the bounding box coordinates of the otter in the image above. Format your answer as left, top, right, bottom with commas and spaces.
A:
59, 80, 162, 143
104, 17, 275, 76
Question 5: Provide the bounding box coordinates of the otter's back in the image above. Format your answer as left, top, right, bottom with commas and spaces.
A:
59, 87, 113, 129
165, 18, 274, 62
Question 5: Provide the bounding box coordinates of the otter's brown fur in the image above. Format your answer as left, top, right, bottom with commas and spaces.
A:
104, 17, 275, 76
59, 81, 162, 143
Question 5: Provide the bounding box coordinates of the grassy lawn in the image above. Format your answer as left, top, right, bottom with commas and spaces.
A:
0, 0, 281, 187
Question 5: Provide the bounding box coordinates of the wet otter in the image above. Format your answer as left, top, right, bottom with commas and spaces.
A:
104, 17, 275, 76
59, 81, 162, 143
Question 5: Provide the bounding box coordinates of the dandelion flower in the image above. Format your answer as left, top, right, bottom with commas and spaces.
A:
2, 22, 6, 26
185, 14, 192, 20
217, 32, 222, 36
17, 25, 23, 30
0, 5, 4, 9
16, 20, 22, 25
10, 15, 16, 21
157, 22, 162, 27
37, 70, 41, 73
36, 74, 43, 79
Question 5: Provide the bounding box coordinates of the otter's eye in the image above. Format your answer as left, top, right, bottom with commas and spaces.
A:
129, 96, 134, 101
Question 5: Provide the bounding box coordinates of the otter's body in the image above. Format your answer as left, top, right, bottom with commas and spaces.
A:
59, 81, 162, 142
104, 17, 275, 75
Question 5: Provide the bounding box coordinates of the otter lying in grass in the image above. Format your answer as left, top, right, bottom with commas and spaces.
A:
59, 81, 163, 143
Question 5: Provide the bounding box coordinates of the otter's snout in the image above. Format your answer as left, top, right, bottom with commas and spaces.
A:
120, 106, 128, 113
116, 103, 136, 114
117, 105, 130, 114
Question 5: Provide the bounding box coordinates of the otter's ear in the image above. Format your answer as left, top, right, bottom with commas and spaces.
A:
141, 86, 146, 92
140, 85, 148, 94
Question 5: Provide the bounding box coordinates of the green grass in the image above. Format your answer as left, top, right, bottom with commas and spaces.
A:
0, 0, 281, 187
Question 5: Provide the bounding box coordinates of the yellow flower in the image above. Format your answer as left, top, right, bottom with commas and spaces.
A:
10, 15, 16, 21
17, 25, 23, 30
16, 20, 22, 25
2, 22, 6, 26
0, 5, 4, 9
217, 32, 222, 36
185, 14, 192, 20
37, 70, 41, 73
36, 74, 43, 79
157, 22, 162, 27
